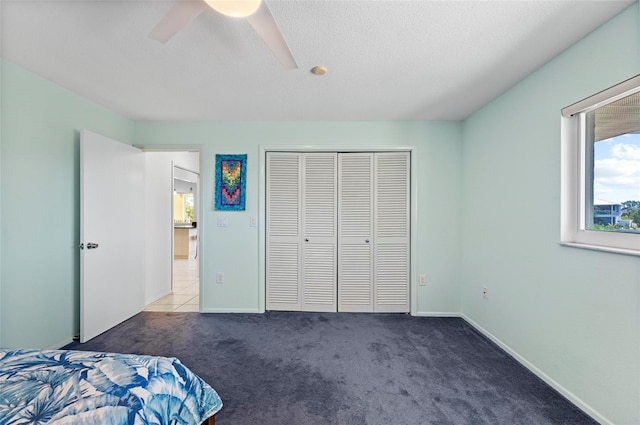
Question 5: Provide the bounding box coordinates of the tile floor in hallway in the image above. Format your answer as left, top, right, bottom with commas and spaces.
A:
144, 258, 199, 312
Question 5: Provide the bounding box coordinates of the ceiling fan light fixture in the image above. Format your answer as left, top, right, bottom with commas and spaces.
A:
204, 0, 262, 18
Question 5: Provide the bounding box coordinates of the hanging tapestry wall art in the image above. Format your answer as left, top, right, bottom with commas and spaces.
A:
215, 154, 247, 210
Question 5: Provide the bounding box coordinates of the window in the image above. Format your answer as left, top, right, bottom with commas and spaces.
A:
174, 192, 194, 223
173, 177, 197, 224
561, 74, 640, 254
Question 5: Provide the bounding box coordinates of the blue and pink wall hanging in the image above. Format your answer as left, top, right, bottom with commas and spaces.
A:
215, 154, 247, 211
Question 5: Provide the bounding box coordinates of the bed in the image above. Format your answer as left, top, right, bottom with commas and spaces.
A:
0, 349, 222, 425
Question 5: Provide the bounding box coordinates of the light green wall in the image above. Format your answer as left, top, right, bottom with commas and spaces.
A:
461, 3, 640, 424
0, 60, 135, 349
0, 60, 464, 348
134, 121, 463, 315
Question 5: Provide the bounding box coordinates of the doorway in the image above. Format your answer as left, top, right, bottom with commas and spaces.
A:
142, 151, 201, 312
265, 151, 410, 313
169, 166, 200, 311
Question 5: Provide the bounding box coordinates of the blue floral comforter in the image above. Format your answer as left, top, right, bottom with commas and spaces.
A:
0, 349, 222, 425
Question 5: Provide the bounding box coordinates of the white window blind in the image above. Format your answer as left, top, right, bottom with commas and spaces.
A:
592, 91, 640, 142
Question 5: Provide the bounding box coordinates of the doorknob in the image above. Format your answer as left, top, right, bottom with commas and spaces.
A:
365, 239, 370, 243
305, 238, 309, 242
87, 242, 99, 249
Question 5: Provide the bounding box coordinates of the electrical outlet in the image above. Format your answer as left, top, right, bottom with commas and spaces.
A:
482, 287, 488, 300
419, 274, 426, 286
216, 272, 224, 284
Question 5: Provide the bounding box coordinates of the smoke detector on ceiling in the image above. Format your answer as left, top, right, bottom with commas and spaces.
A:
311, 66, 327, 76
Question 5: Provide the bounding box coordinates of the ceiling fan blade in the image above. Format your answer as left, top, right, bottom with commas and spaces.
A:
246, 1, 298, 70
149, 0, 208, 43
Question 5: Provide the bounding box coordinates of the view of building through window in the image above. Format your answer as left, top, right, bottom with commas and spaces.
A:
592, 132, 640, 232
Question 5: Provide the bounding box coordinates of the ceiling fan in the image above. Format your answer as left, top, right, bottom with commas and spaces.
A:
149, 0, 298, 70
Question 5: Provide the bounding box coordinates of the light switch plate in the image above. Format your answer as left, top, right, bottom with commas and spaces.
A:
217, 217, 228, 227
250, 216, 257, 227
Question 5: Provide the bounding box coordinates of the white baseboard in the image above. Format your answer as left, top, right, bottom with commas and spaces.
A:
50, 338, 73, 350
460, 314, 611, 425
413, 311, 462, 317
200, 308, 261, 314
145, 291, 171, 305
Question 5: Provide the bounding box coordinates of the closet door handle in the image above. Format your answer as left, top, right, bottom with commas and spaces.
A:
365, 239, 370, 243
305, 238, 309, 242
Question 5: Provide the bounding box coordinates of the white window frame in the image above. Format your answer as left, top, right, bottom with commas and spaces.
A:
561, 74, 640, 255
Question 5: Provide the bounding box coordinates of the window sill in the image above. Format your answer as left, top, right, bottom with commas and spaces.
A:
559, 241, 640, 257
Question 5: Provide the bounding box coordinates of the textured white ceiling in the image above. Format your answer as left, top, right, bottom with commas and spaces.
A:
0, 0, 634, 121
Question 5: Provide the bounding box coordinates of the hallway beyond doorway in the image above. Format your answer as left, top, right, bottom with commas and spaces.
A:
144, 258, 199, 312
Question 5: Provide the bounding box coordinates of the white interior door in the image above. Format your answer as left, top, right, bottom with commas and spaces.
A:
266, 152, 302, 311
374, 152, 410, 313
338, 153, 374, 312
301, 153, 337, 312
80, 130, 145, 342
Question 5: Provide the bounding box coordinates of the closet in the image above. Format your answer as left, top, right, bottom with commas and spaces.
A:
266, 151, 409, 313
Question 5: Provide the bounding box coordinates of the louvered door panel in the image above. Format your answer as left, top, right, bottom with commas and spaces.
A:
339, 155, 372, 238
266, 152, 301, 311
338, 153, 374, 312
303, 154, 336, 238
337, 244, 372, 310
301, 153, 337, 311
268, 243, 299, 305
375, 244, 408, 308
303, 243, 336, 309
375, 153, 409, 238
374, 152, 410, 312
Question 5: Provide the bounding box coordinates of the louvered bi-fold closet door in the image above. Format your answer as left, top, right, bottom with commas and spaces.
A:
338, 153, 374, 312
301, 153, 337, 312
374, 152, 410, 313
266, 153, 302, 311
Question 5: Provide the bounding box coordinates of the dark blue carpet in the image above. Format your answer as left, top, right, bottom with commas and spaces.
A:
64, 312, 596, 425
